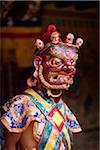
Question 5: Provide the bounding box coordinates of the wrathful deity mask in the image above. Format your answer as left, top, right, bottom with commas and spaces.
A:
28, 25, 83, 97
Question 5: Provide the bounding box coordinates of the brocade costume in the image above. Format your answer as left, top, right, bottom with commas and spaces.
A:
1, 25, 83, 150
1, 88, 82, 150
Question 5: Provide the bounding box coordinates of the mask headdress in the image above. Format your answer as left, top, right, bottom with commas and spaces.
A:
43, 24, 59, 43
28, 25, 83, 98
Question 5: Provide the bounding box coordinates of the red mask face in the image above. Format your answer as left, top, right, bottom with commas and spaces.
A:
28, 25, 83, 97
34, 44, 77, 92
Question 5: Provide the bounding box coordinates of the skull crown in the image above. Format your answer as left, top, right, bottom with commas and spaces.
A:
35, 25, 83, 51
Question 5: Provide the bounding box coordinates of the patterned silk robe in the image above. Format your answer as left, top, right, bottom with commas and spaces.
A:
1, 88, 82, 150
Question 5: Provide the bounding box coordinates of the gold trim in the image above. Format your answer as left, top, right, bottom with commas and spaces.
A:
70, 126, 82, 133
47, 89, 62, 98
1, 116, 39, 133
24, 88, 52, 111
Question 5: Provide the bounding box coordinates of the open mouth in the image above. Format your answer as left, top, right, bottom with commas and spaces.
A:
39, 65, 69, 90
48, 72, 69, 84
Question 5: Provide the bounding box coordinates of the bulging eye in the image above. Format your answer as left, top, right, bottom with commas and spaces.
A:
53, 60, 59, 65
49, 58, 62, 67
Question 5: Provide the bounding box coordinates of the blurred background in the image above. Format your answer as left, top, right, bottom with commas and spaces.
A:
0, 1, 99, 150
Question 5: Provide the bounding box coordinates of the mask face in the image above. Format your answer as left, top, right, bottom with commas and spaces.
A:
36, 43, 78, 92
28, 25, 83, 97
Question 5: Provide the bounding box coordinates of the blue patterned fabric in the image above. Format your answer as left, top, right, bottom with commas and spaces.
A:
1, 88, 82, 150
